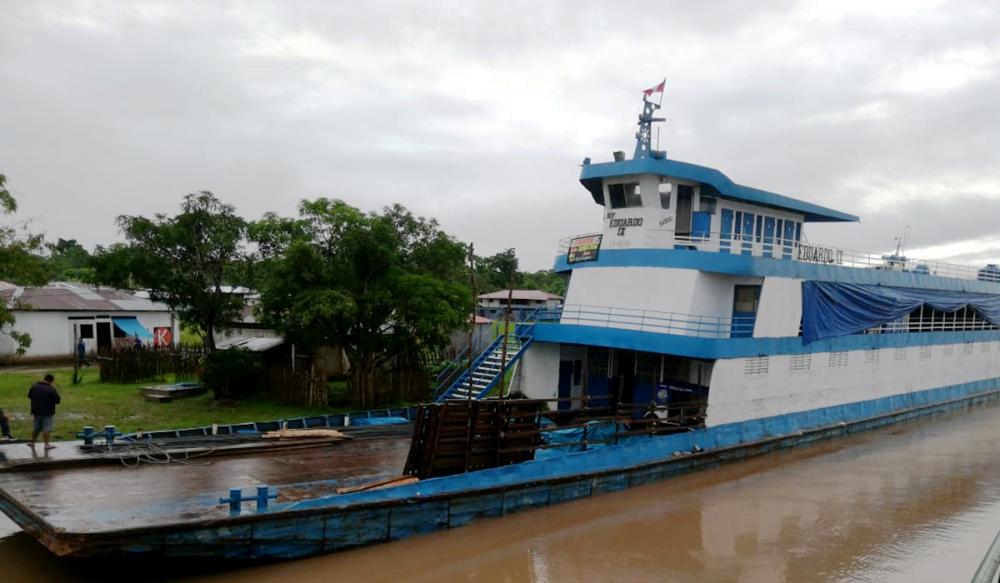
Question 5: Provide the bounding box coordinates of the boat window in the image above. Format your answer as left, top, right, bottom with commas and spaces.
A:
659, 181, 671, 209
733, 285, 760, 313
607, 182, 642, 209
625, 183, 642, 207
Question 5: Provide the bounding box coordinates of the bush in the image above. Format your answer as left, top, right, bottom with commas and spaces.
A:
201, 349, 263, 400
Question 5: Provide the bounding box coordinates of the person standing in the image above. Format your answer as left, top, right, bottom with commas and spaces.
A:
27, 374, 60, 450
76, 338, 90, 367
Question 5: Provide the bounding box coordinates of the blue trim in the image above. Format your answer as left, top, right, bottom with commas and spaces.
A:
532, 322, 1000, 358
553, 248, 1000, 294
579, 157, 858, 223
11, 377, 1000, 559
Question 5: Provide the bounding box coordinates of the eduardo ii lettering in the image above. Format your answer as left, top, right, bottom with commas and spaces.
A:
797, 244, 844, 265
607, 216, 643, 236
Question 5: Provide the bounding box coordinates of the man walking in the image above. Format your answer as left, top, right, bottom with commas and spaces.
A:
27, 374, 60, 450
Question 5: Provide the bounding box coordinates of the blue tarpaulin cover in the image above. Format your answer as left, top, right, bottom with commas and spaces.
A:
111, 316, 153, 339
802, 281, 1000, 343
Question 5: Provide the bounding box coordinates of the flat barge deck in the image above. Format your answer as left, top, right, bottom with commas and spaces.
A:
0, 428, 411, 539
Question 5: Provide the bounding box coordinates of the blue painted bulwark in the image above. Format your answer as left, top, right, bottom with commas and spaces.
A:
6, 375, 1000, 559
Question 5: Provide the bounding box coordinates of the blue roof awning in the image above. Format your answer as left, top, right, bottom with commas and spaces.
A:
112, 316, 153, 339
579, 157, 859, 223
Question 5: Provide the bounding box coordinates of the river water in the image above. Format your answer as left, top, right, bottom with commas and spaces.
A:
4, 402, 1000, 582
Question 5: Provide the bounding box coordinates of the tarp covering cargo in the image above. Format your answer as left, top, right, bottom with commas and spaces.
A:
802, 281, 1000, 343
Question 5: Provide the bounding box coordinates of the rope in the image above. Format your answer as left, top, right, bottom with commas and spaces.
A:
114, 441, 217, 468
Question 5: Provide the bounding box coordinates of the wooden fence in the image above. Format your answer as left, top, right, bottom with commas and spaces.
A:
98, 347, 204, 384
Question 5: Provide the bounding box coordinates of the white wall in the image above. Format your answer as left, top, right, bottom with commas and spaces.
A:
564, 266, 762, 325
753, 277, 802, 338
0, 311, 177, 360
706, 341, 1000, 426
514, 342, 561, 400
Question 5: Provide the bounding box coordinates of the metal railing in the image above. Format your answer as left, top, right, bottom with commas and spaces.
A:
865, 308, 998, 334
555, 304, 755, 338
557, 230, 1000, 283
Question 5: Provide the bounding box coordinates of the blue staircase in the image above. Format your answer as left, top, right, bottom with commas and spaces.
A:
434, 323, 535, 402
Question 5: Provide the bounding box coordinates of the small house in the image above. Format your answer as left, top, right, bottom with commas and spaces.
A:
0, 281, 179, 362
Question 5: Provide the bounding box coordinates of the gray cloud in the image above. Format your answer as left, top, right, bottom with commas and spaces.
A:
1, 0, 999, 270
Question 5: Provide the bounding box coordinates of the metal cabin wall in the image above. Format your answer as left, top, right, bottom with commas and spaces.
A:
705, 340, 1000, 426
753, 277, 803, 338
563, 266, 762, 325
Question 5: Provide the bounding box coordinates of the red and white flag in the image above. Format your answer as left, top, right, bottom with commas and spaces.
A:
642, 79, 666, 96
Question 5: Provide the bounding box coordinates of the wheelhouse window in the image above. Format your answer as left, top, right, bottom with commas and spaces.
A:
659, 181, 672, 209
608, 182, 642, 209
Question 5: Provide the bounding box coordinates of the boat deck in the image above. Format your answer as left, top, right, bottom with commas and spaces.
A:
0, 429, 411, 534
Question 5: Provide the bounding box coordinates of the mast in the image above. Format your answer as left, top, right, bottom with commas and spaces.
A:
633, 95, 666, 160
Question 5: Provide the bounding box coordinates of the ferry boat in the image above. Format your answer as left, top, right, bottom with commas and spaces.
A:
492, 93, 1000, 439
3, 93, 1000, 560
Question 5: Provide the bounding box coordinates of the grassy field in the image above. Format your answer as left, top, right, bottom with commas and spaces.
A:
0, 367, 338, 441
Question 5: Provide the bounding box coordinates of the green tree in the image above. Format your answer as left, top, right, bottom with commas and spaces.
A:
254, 199, 467, 407
477, 248, 520, 292
45, 238, 95, 282
92, 192, 248, 350
0, 173, 49, 353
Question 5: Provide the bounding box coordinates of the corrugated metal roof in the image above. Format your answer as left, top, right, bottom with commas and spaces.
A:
477, 289, 563, 301
216, 335, 285, 352
0, 282, 170, 312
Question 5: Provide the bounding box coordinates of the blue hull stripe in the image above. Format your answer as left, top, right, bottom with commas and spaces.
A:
9, 377, 1000, 559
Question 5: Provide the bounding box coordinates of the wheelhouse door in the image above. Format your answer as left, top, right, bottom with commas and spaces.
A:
675, 185, 693, 237
731, 285, 761, 338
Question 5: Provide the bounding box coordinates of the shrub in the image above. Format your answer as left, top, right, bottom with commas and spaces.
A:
201, 349, 262, 400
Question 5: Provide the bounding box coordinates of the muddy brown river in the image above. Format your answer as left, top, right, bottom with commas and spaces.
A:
4, 402, 1000, 582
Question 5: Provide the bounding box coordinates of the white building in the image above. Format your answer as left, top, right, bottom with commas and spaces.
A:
477, 290, 563, 323
0, 281, 179, 362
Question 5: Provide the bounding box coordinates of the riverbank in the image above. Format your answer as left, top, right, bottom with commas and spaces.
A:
0, 368, 336, 440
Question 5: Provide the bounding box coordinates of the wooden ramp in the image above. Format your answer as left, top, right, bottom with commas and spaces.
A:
404, 400, 540, 478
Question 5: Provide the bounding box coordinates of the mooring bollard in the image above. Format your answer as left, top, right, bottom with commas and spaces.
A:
256, 486, 278, 510
219, 486, 279, 515
80, 426, 95, 446
104, 425, 118, 445
219, 488, 243, 515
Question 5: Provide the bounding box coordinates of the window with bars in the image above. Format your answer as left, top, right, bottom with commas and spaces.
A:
894, 347, 908, 361
919, 346, 932, 360
963, 343, 975, 354
587, 347, 610, 377
636, 352, 660, 385
864, 349, 880, 365
745, 356, 769, 375
828, 351, 848, 368
982, 342, 991, 353
943, 345, 954, 356
790, 354, 811, 373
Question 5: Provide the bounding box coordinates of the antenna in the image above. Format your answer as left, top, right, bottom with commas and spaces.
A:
633, 95, 667, 160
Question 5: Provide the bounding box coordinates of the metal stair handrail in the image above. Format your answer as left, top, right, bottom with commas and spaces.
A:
435, 322, 536, 401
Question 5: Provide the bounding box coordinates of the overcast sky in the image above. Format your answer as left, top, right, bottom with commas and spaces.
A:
2, 0, 1000, 270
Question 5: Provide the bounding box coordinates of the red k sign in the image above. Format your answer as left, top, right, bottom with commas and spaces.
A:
154, 327, 173, 347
